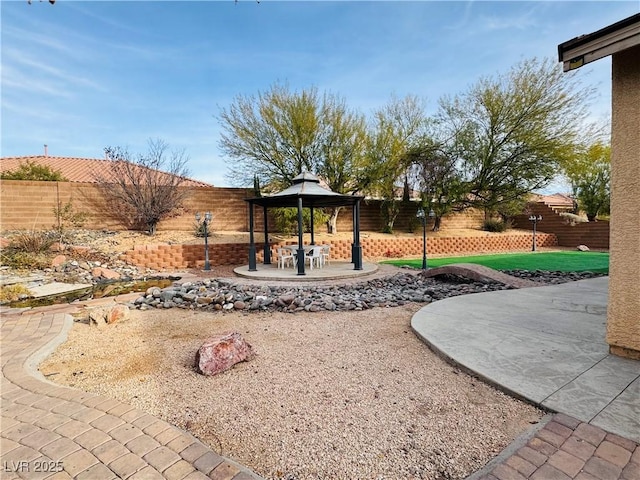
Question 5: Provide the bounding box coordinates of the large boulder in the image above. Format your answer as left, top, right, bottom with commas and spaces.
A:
196, 332, 254, 376
91, 267, 121, 280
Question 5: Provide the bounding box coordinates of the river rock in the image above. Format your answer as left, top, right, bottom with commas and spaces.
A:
196, 332, 254, 376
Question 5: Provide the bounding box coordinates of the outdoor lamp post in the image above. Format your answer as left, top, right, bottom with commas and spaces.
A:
528, 214, 542, 252
417, 208, 436, 270
195, 211, 212, 270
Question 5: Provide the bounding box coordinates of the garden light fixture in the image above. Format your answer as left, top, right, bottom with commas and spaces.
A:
529, 214, 543, 251
195, 211, 212, 270
417, 208, 436, 270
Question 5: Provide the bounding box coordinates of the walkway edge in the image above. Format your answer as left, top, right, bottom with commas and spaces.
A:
464, 413, 554, 480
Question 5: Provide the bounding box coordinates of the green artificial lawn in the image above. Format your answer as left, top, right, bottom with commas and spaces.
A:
383, 251, 609, 273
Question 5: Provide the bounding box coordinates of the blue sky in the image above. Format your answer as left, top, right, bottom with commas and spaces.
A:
2, 1, 638, 189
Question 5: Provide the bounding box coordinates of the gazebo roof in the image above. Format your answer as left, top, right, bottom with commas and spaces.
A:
245, 171, 363, 208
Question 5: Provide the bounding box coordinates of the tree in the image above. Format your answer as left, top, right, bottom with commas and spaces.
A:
1, 160, 66, 181
436, 57, 595, 219
218, 83, 372, 233
316, 96, 370, 233
218, 83, 325, 191
564, 142, 610, 221
95, 139, 191, 235
367, 94, 427, 233
404, 140, 466, 231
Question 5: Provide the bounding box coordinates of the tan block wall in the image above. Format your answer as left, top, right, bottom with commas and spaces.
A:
0, 180, 485, 235
512, 203, 610, 249
122, 232, 557, 270
607, 46, 640, 359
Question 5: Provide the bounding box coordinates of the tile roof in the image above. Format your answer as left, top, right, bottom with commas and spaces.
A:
531, 192, 574, 207
0, 156, 213, 188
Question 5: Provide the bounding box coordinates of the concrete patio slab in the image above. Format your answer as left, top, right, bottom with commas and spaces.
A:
411, 277, 640, 443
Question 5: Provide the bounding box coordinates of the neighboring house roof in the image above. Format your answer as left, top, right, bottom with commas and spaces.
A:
0, 155, 213, 188
531, 192, 575, 209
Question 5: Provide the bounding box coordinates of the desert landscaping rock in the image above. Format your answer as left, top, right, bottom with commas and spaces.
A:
130, 270, 604, 314
196, 331, 254, 376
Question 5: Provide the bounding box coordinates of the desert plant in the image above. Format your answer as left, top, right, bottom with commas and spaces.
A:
0, 250, 52, 270
193, 221, 211, 238
482, 219, 509, 232
272, 207, 330, 236
53, 199, 89, 243
0, 284, 32, 304
10, 230, 56, 253
95, 139, 192, 235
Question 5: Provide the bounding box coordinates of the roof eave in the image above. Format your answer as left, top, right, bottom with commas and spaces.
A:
558, 13, 640, 71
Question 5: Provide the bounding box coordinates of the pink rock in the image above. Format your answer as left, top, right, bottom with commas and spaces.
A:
91, 267, 121, 280
107, 305, 130, 324
0, 237, 11, 249
196, 332, 254, 376
51, 254, 67, 267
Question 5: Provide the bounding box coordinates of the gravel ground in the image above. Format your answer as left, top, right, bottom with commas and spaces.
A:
41, 302, 543, 480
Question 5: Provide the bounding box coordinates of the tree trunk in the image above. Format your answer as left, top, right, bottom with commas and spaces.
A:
327, 206, 342, 234
587, 213, 597, 222
432, 216, 442, 232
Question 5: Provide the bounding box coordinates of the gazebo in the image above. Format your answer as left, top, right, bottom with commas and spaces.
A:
244, 172, 364, 275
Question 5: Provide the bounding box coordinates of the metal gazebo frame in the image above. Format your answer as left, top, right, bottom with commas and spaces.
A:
244, 172, 364, 275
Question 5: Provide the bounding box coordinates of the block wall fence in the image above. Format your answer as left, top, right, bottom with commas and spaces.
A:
511, 203, 610, 249
0, 180, 483, 233
123, 232, 558, 270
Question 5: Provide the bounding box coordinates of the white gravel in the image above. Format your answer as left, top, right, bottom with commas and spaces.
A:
41, 304, 543, 480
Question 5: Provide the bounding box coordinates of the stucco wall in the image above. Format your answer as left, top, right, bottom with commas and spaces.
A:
607, 45, 640, 359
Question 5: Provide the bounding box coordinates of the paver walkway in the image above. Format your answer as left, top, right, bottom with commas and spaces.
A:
0, 310, 263, 480
470, 413, 639, 480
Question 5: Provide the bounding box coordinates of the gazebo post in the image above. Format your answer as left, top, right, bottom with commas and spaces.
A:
262, 205, 271, 264
353, 200, 363, 270
248, 201, 257, 271
296, 197, 306, 275
310, 206, 315, 245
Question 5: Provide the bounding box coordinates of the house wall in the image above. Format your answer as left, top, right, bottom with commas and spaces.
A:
607, 45, 640, 359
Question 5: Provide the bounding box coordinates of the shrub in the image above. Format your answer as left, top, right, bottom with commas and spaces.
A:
193, 221, 211, 238
0, 251, 52, 270
0, 160, 66, 181
10, 230, 56, 253
482, 219, 509, 232
0, 284, 32, 304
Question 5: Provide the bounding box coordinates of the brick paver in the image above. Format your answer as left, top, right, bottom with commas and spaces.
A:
479, 414, 640, 480
0, 311, 263, 479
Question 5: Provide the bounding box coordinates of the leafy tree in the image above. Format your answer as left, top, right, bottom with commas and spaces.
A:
436, 57, 595, 219
404, 140, 466, 231
316, 97, 370, 233
218, 83, 325, 191
1, 160, 66, 181
95, 139, 191, 235
564, 142, 610, 221
368, 94, 428, 233
218, 83, 371, 233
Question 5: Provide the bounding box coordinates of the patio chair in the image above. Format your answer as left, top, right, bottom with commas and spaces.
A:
277, 247, 296, 269
305, 246, 323, 270
320, 244, 330, 266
